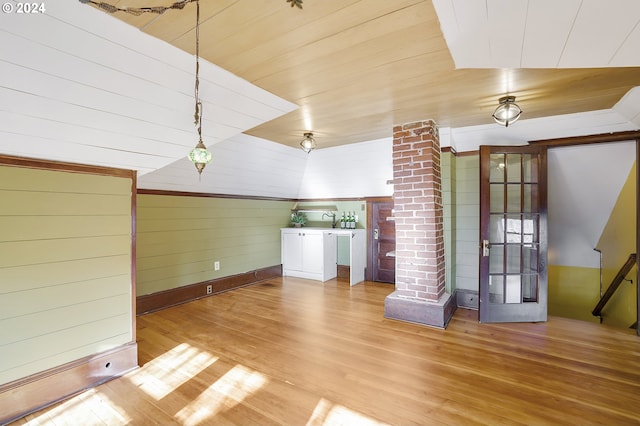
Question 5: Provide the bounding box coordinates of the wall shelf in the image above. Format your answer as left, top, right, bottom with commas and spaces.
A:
291, 203, 338, 213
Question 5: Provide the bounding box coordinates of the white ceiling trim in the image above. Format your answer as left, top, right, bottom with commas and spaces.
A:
613, 86, 640, 126
444, 108, 637, 153
433, 0, 640, 69
443, 85, 640, 153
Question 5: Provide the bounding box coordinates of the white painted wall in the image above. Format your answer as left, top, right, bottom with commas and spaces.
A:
140, 135, 394, 200
548, 141, 636, 268
297, 137, 393, 199
138, 134, 308, 198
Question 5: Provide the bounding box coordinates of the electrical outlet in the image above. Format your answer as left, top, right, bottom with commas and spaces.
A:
457, 291, 479, 309
214, 261, 220, 271
206, 285, 212, 294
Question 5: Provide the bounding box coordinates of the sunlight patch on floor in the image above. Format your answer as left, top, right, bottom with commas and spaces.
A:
128, 342, 218, 400
306, 398, 389, 426
27, 388, 130, 425
175, 364, 268, 425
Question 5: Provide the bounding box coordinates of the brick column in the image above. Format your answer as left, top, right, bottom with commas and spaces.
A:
384, 120, 455, 328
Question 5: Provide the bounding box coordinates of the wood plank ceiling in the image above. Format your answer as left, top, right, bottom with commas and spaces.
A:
103, 0, 640, 150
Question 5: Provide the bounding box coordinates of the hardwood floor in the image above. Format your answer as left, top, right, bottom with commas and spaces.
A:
12, 277, 640, 425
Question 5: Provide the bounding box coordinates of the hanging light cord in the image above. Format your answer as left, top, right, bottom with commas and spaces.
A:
193, 0, 201, 133
78, 0, 305, 175
78, 0, 193, 15
79, 0, 304, 14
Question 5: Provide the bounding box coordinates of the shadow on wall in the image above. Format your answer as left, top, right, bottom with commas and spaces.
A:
548, 147, 636, 329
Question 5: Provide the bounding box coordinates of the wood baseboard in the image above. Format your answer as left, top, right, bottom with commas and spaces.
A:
137, 265, 282, 315
0, 342, 138, 425
455, 289, 479, 310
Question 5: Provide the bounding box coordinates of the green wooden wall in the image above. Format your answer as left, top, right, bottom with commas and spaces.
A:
0, 165, 133, 385
136, 194, 293, 296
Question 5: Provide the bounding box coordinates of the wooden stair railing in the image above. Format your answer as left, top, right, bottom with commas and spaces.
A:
592, 253, 637, 320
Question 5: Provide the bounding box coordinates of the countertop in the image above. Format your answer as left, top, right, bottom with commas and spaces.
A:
281, 227, 364, 233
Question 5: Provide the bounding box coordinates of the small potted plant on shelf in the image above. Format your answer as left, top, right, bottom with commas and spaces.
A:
290, 212, 307, 228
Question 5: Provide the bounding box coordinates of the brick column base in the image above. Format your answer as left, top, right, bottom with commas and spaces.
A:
384, 292, 455, 328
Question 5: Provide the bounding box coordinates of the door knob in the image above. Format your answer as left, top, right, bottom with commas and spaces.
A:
482, 239, 490, 257
374, 228, 379, 240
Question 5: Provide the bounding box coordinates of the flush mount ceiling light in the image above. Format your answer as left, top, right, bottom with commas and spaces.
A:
300, 132, 316, 153
492, 95, 522, 127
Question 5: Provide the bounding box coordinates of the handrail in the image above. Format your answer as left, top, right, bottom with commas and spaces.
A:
592, 253, 637, 319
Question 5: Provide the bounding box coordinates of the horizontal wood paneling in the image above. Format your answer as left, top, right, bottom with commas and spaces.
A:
136, 194, 292, 295
136, 133, 308, 199
107, 0, 640, 151
1, 316, 131, 386
0, 215, 131, 242
0, 164, 134, 386
0, 191, 130, 216
0, 235, 130, 268
0, 275, 129, 318
0, 165, 133, 192
0, 256, 130, 293
1, 2, 295, 175
0, 342, 138, 425
454, 154, 480, 291
138, 245, 280, 275
1, 294, 130, 342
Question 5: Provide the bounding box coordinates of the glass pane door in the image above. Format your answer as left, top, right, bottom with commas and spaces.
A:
480, 146, 548, 323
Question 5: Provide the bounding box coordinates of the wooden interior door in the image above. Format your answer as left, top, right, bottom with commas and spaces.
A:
371, 201, 395, 283
479, 145, 548, 323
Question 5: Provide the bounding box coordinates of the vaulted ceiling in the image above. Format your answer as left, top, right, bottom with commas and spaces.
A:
2, 0, 640, 197
103, 0, 640, 149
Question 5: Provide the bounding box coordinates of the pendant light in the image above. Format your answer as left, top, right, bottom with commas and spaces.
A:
80, 0, 304, 173
188, 0, 212, 175
492, 95, 522, 127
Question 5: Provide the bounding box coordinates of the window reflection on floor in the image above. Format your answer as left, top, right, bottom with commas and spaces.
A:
306, 398, 388, 426
175, 364, 268, 425
128, 342, 218, 400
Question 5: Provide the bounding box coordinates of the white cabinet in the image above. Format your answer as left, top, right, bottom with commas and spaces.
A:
281, 229, 337, 281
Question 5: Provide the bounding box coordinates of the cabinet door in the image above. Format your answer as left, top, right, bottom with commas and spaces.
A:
282, 231, 303, 271
302, 232, 324, 273
323, 232, 338, 281
349, 230, 365, 286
